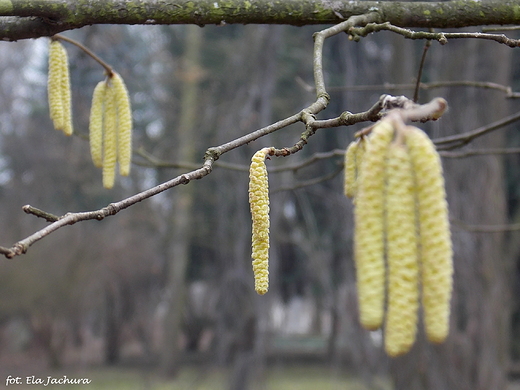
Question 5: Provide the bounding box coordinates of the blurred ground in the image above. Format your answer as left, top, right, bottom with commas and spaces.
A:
1, 360, 520, 390
0, 359, 391, 390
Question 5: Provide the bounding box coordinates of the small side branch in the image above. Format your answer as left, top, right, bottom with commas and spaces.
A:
22, 205, 60, 222
434, 110, 520, 149
451, 219, 520, 233
349, 22, 520, 47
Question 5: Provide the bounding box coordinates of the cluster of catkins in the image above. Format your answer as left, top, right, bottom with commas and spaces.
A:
345, 118, 453, 357
89, 73, 132, 189
47, 39, 132, 189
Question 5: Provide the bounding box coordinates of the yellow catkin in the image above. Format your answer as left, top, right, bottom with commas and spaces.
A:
89, 80, 107, 168
384, 141, 419, 357
344, 141, 358, 198
59, 42, 73, 136
354, 120, 394, 330
112, 72, 133, 176
405, 126, 453, 344
102, 83, 117, 189
344, 139, 365, 198
249, 148, 270, 295
48, 40, 64, 131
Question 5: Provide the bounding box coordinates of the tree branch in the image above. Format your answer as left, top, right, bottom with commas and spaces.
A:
439, 148, 520, 158
349, 22, 520, 47
450, 219, 520, 233
3, 0, 520, 41
433, 110, 520, 150
299, 78, 520, 99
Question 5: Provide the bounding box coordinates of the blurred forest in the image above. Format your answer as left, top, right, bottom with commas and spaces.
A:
0, 21, 520, 390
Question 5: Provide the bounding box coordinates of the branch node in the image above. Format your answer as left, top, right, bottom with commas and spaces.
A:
317, 92, 331, 103
204, 147, 221, 161
105, 204, 118, 216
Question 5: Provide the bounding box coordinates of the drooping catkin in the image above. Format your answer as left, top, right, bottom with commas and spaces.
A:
59, 43, 73, 136
405, 126, 453, 344
344, 138, 366, 199
89, 80, 107, 168
48, 40, 64, 131
112, 72, 132, 176
384, 141, 419, 357
344, 141, 358, 198
102, 83, 117, 189
249, 148, 270, 295
354, 121, 394, 330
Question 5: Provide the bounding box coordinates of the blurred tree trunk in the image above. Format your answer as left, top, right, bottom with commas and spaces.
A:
160, 25, 203, 377
389, 35, 512, 390
104, 282, 121, 365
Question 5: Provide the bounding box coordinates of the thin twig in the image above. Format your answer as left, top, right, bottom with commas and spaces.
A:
414, 38, 431, 102
349, 22, 520, 47
451, 218, 520, 232
272, 165, 344, 193
54, 34, 113, 75
439, 148, 520, 158
299, 78, 520, 98
22, 205, 60, 222
433, 110, 520, 149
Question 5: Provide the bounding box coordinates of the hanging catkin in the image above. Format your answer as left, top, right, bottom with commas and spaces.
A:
344, 138, 366, 199
59, 42, 73, 136
112, 72, 132, 177
405, 125, 453, 344
47, 39, 73, 135
48, 40, 64, 131
384, 141, 419, 357
354, 120, 394, 330
89, 80, 107, 168
249, 148, 270, 295
102, 83, 117, 189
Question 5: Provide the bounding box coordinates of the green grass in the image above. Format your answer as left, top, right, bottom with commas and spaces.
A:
10, 365, 390, 390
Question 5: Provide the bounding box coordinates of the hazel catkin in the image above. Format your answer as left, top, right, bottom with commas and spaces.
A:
89, 80, 107, 168
112, 72, 133, 177
354, 120, 394, 330
48, 40, 64, 131
384, 141, 419, 357
249, 148, 270, 295
48, 40, 73, 135
405, 126, 453, 344
59, 43, 73, 136
344, 138, 366, 199
102, 83, 117, 189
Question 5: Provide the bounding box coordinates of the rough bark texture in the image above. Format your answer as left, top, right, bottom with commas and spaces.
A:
3, 0, 520, 40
